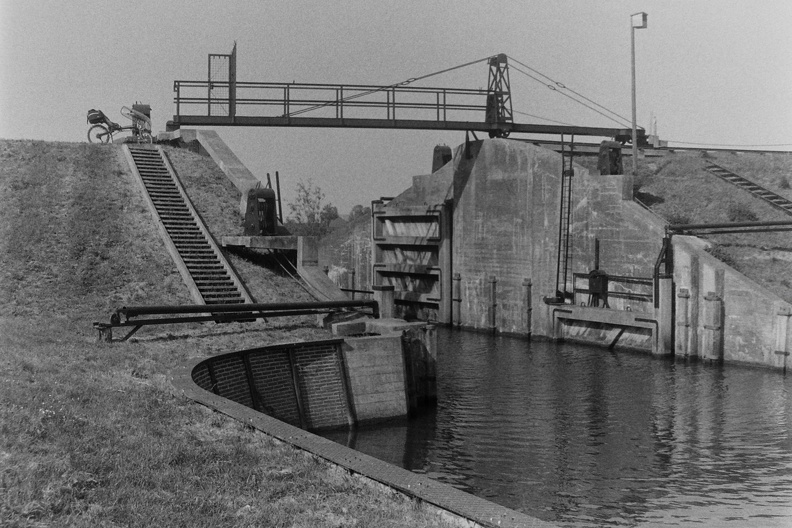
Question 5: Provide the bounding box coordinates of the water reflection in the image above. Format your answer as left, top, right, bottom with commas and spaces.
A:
321, 328, 792, 527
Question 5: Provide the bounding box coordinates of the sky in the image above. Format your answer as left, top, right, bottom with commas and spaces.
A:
1, 1, 791, 214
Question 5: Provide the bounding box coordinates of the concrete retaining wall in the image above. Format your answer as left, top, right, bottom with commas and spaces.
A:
673, 235, 792, 369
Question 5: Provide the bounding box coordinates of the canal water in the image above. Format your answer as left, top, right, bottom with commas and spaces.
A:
321, 328, 792, 527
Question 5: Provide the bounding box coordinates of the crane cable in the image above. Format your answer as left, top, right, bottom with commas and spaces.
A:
285, 55, 496, 118
666, 140, 792, 148
513, 109, 576, 127
508, 56, 633, 129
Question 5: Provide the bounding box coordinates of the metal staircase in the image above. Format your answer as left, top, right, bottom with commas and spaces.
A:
704, 162, 792, 216
124, 145, 253, 305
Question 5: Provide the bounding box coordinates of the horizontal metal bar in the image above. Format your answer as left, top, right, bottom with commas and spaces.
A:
574, 288, 653, 301
340, 288, 375, 294
169, 114, 635, 138
117, 299, 378, 319
680, 227, 792, 235
668, 220, 792, 232
176, 79, 488, 95
106, 309, 364, 327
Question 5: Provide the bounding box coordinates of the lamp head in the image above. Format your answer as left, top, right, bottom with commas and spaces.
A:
631, 12, 648, 29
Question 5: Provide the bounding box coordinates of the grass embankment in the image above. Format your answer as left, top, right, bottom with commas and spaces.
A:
0, 140, 453, 527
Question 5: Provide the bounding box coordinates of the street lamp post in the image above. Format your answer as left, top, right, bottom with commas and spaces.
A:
631, 12, 648, 173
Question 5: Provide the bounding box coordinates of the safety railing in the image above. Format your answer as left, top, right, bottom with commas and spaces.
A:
174, 80, 489, 122
572, 272, 654, 308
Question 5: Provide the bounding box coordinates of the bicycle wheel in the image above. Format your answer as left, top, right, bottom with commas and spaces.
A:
88, 125, 112, 143
139, 131, 153, 144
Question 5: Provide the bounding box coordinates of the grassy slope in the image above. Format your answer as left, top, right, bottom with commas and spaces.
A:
534, 150, 792, 302
0, 140, 452, 527
633, 151, 792, 302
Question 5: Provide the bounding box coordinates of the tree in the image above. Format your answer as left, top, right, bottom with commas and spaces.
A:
348, 204, 371, 223
285, 180, 338, 237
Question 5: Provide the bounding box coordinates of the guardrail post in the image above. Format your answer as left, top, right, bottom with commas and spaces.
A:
452, 273, 462, 326
488, 275, 497, 333
775, 305, 791, 372
522, 278, 532, 335
676, 288, 690, 357
349, 269, 356, 300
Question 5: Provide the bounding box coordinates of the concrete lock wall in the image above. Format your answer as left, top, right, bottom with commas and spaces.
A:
673, 235, 792, 369
387, 139, 665, 337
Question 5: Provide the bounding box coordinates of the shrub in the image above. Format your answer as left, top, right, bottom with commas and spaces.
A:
726, 202, 758, 222
666, 211, 692, 225
706, 245, 737, 268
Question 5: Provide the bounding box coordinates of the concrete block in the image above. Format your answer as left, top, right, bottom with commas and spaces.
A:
332, 320, 369, 336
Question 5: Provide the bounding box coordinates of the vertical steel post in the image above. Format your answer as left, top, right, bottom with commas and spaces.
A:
631, 23, 637, 173
452, 273, 462, 326
523, 278, 533, 335
207, 53, 212, 116
594, 238, 600, 271
275, 171, 283, 223
229, 42, 237, 119
349, 269, 356, 299
631, 12, 647, 174
676, 288, 690, 357
489, 275, 497, 333
775, 306, 791, 373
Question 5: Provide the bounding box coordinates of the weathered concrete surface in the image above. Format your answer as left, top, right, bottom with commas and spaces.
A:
385, 138, 790, 369
673, 235, 792, 369
390, 139, 665, 336
341, 333, 408, 423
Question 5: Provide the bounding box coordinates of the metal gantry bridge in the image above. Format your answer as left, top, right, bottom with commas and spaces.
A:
168, 44, 644, 144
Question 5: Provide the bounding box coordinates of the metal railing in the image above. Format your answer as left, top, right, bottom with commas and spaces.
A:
340, 288, 374, 300
174, 80, 489, 122
572, 273, 654, 307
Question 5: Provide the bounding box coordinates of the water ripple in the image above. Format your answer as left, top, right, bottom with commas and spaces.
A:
323, 328, 792, 527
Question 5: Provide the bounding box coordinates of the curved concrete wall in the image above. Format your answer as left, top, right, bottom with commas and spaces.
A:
172, 342, 556, 528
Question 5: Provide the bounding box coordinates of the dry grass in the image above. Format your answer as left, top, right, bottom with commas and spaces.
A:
0, 140, 454, 527
630, 151, 792, 302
